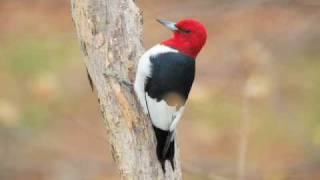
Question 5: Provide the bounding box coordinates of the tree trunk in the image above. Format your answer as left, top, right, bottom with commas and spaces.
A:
71, 0, 182, 179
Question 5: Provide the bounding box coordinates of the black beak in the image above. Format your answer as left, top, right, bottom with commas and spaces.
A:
156, 19, 178, 31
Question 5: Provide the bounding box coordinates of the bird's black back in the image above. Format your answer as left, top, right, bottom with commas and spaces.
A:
145, 52, 195, 104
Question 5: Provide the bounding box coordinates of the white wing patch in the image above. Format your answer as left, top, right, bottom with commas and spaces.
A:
146, 93, 185, 131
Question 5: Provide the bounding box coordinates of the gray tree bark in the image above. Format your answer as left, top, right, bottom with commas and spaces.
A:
71, 0, 182, 179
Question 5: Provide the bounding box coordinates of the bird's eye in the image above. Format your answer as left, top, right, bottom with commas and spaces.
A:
182, 29, 191, 34
177, 27, 191, 34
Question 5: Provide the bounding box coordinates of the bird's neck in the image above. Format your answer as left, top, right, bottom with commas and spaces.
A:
161, 38, 200, 59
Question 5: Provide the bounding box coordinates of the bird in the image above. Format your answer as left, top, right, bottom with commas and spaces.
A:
134, 18, 207, 172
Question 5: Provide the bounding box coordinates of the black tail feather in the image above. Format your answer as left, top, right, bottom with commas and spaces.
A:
152, 125, 175, 173
168, 141, 175, 170
162, 130, 174, 159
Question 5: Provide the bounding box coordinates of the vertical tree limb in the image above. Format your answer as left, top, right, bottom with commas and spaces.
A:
71, 0, 182, 179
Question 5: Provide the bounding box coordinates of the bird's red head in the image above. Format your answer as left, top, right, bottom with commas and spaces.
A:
158, 19, 207, 59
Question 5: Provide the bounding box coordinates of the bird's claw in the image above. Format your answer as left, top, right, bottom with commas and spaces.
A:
120, 80, 133, 88
103, 70, 133, 89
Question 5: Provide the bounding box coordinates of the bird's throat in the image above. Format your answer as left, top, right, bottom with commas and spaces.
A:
161, 39, 199, 59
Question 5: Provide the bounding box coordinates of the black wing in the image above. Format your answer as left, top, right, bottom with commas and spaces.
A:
145, 52, 195, 106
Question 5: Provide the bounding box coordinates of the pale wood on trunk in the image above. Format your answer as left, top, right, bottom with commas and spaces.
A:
71, 0, 182, 179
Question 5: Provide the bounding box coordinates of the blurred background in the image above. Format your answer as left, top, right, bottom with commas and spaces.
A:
1, 0, 320, 179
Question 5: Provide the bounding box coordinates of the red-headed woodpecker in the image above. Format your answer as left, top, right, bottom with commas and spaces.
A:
134, 19, 207, 172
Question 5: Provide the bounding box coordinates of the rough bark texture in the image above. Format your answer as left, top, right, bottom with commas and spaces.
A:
71, 0, 182, 179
